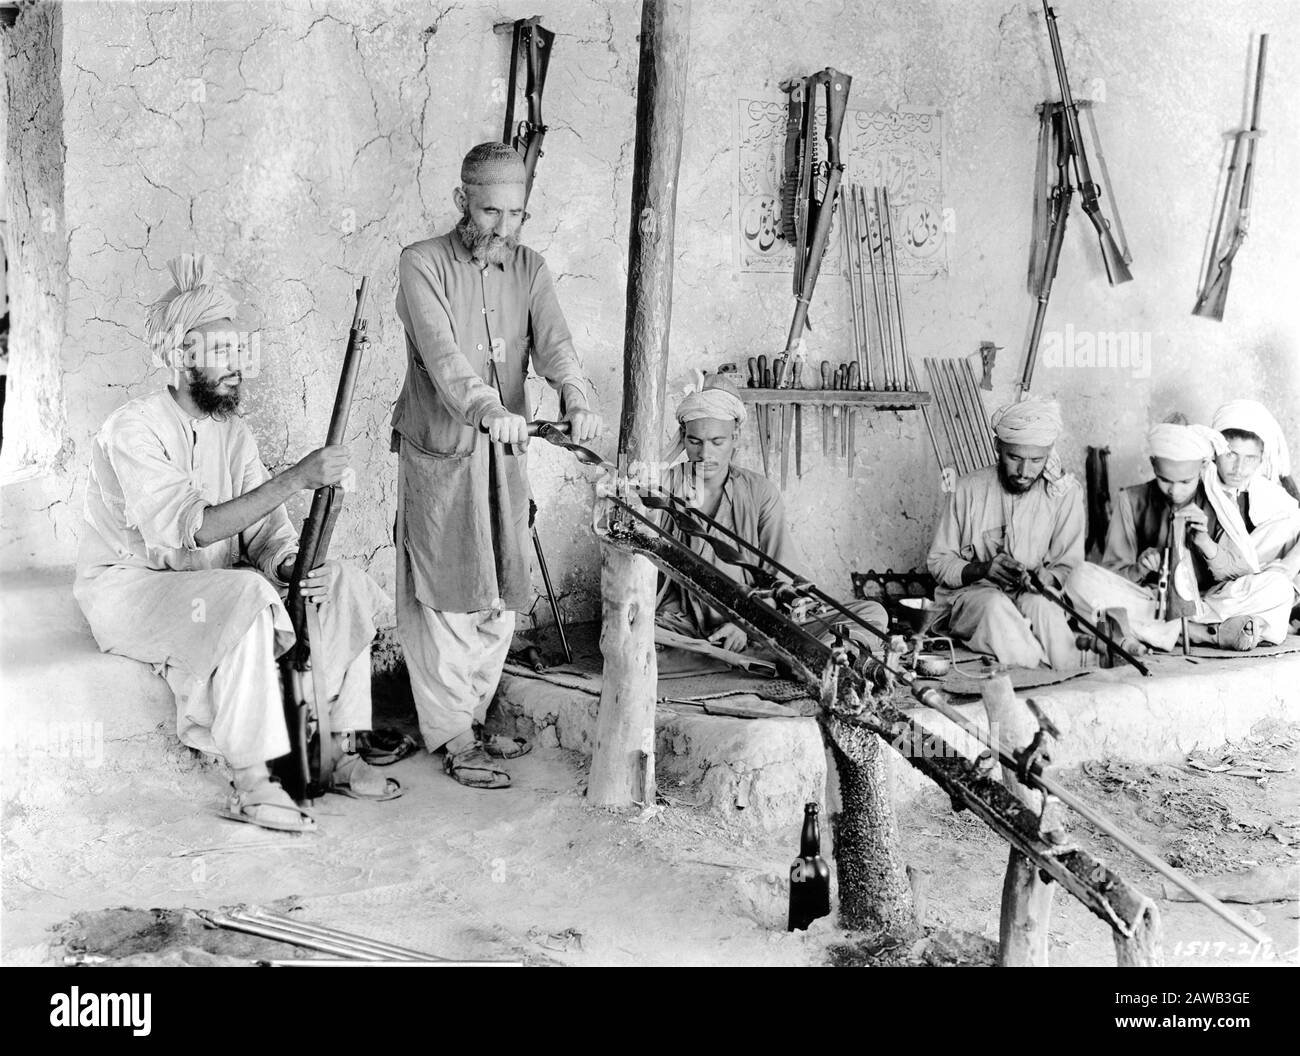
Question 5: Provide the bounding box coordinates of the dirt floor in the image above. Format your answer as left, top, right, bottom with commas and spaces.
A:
4, 697, 1298, 967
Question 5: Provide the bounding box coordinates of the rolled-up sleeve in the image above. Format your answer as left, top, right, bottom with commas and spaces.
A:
927, 490, 969, 589
527, 261, 589, 411
236, 430, 299, 582
104, 422, 209, 552
398, 247, 504, 427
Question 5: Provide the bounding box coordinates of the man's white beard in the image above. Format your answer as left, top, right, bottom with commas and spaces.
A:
457, 211, 521, 265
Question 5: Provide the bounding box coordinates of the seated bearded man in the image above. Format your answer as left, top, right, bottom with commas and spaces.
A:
74, 255, 396, 833
1066, 421, 1295, 651
1211, 400, 1300, 607
652, 376, 887, 657
927, 398, 1084, 669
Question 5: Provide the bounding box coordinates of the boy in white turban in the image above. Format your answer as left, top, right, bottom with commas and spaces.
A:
1209, 400, 1300, 608
653, 374, 887, 655
75, 255, 395, 832
1066, 421, 1295, 651
927, 398, 1085, 669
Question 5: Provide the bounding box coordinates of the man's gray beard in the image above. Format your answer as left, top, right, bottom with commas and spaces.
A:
186, 368, 241, 418
456, 211, 522, 265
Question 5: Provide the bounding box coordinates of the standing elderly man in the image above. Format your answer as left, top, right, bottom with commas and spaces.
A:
652, 374, 888, 654
927, 398, 1084, 669
75, 255, 395, 833
1066, 421, 1295, 651
393, 142, 602, 789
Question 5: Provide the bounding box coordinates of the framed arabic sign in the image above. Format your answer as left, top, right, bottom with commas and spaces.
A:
735, 93, 949, 277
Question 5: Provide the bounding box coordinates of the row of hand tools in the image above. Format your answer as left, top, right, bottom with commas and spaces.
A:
744, 353, 924, 486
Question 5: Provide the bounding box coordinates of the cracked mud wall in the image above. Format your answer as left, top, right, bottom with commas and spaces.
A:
1, 2, 70, 494
3, 0, 1299, 620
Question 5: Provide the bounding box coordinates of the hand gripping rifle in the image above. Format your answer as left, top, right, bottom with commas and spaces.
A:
781, 68, 851, 353
498, 16, 555, 204
1193, 35, 1268, 320
275, 279, 370, 804
1042, 2, 1131, 287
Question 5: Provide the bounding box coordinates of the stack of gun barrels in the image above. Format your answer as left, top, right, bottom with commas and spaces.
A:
924, 356, 997, 475
745, 182, 935, 485
842, 182, 920, 397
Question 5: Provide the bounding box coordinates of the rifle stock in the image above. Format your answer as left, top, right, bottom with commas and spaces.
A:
276, 278, 370, 803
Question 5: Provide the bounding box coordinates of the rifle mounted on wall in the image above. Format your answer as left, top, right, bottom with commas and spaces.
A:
1193, 34, 1268, 321
498, 15, 555, 204
1019, 2, 1132, 397
780, 67, 851, 353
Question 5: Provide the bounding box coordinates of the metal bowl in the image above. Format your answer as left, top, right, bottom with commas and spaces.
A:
915, 653, 951, 678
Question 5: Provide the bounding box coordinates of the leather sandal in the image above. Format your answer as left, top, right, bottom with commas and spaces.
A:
444, 743, 511, 789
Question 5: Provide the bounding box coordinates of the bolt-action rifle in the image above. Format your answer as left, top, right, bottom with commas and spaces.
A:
275, 280, 370, 804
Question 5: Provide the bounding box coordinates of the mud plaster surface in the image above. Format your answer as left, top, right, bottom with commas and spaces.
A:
6, 0, 1300, 635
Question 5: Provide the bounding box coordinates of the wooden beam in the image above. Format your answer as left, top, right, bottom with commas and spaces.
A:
587, 0, 691, 808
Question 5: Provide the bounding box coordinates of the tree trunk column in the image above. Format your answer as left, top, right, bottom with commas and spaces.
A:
588, 0, 691, 807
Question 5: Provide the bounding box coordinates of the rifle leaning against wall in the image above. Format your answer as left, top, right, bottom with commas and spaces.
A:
274, 279, 370, 804
497, 15, 555, 203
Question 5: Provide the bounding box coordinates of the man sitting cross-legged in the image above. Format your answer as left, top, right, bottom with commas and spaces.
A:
74, 255, 396, 833
652, 375, 887, 657
1066, 421, 1295, 652
926, 398, 1084, 670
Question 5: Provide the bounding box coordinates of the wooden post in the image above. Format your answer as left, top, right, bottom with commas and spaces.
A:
587, 0, 691, 807
981, 676, 1056, 966
1114, 899, 1165, 967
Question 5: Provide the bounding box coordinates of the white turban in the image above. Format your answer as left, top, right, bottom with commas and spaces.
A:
1211, 399, 1292, 482
1147, 422, 1258, 575
675, 387, 747, 426
991, 398, 1073, 493
991, 398, 1063, 448
1146, 422, 1226, 462
145, 254, 238, 381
